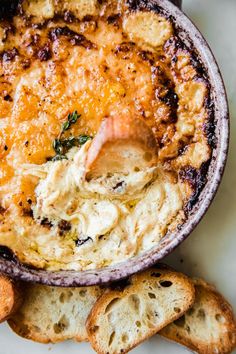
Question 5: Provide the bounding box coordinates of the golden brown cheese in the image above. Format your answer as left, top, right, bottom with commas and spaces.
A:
0, 0, 212, 271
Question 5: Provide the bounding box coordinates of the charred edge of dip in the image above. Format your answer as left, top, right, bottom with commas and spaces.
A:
0, 0, 215, 270
179, 161, 210, 213
0, 26, 98, 71
125, 0, 215, 212
0, 0, 19, 20
127, 0, 216, 145
0, 1, 214, 211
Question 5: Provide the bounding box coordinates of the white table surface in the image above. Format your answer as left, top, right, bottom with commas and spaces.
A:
1, 1, 236, 353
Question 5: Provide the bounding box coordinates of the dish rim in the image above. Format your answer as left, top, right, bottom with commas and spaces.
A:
0, 0, 229, 287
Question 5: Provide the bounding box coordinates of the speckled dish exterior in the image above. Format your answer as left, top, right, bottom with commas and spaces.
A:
0, 0, 229, 287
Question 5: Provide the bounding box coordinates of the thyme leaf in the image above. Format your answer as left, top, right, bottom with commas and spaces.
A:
53, 139, 63, 155
77, 135, 92, 145
68, 110, 80, 124
60, 110, 81, 136
62, 120, 70, 132
51, 111, 92, 161
52, 154, 68, 162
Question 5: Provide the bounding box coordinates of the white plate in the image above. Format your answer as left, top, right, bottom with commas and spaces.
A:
1, 0, 236, 353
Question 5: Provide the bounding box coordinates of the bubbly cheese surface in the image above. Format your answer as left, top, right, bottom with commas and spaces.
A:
0, 0, 212, 270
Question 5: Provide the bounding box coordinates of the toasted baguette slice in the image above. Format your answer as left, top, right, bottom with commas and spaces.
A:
160, 279, 236, 354
86, 266, 195, 354
0, 275, 22, 322
85, 114, 158, 179
8, 284, 103, 343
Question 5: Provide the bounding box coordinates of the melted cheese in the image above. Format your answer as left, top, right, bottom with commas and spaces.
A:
0, 0, 211, 271
23, 0, 55, 19
123, 12, 173, 49
20, 142, 183, 269
58, 0, 98, 20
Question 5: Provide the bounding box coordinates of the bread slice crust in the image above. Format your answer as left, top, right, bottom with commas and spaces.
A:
5, 269, 236, 354
86, 266, 195, 354
160, 278, 236, 354
8, 283, 103, 344
85, 114, 158, 178
0, 275, 22, 323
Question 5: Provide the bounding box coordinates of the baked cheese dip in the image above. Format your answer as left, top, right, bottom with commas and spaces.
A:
0, 0, 214, 271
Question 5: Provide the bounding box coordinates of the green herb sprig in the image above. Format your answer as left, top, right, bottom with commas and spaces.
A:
60, 111, 81, 136
52, 111, 92, 161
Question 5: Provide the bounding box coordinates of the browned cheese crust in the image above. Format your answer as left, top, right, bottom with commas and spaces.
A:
0, 0, 214, 271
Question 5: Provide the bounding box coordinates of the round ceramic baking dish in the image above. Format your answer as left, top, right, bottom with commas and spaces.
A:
0, 0, 229, 286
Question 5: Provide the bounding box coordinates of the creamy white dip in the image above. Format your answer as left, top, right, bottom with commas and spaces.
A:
21, 141, 184, 269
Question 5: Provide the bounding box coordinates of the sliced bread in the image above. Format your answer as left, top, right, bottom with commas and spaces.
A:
160, 279, 236, 354
8, 283, 103, 343
0, 275, 22, 322
86, 266, 195, 354
85, 114, 158, 179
